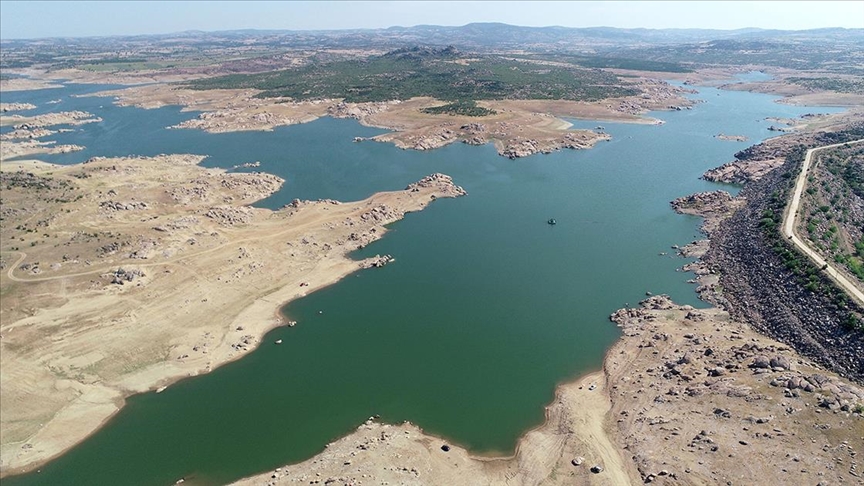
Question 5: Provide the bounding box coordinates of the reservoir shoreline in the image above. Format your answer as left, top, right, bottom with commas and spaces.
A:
0, 154, 467, 476
2, 76, 861, 485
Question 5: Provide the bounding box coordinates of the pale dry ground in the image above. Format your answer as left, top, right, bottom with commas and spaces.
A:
716, 73, 864, 108
607, 66, 748, 85
0, 155, 466, 476
0, 110, 102, 128
12, 67, 211, 86
0, 103, 36, 113
90, 84, 328, 122
607, 296, 864, 485
0, 140, 84, 160
0, 78, 63, 92
233, 371, 636, 486
782, 92, 864, 107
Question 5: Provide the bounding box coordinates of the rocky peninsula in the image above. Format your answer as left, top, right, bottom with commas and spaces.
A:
89, 77, 690, 159
0, 154, 466, 475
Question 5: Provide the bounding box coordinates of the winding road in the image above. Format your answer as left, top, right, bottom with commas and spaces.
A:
782, 138, 864, 307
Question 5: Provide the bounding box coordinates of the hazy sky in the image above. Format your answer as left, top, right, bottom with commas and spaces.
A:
1, 1, 862, 39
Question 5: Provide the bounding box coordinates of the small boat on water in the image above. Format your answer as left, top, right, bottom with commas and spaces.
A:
547, 218, 557, 225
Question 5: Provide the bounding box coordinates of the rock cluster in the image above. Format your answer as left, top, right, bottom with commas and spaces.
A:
459, 122, 488, 146
99, 200, 150, 211
219, 173, 283, 199
205, 206, 254, 226
715, 133, 748, 142
404, 173, 467, 197
0, 139, 84, 159
500, 131, 610, 159
107, 268, 145, 285
399, 129, 459, 151
0, 102, 36, 112
702, 158, 785, 184
168, 185, 210, 204
359, 254, 394, 269
0, 127, 55, 140
230, 161, 261, 169
327, 101, 395, 120
17, 262, 41, 275
173, 109, 295, 132
502, 139, 545, 159
231, 334, 256, 352
359, 205, 399, 224
670, 190, 738, 235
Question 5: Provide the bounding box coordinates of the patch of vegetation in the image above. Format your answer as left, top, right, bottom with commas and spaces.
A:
564, 55, 691, 73
506, 52, 693, 73
787, 77, 864, 94
421, 100, 497, 117
182, 47, 640, 103
609, 38, 864, 75
760, 143, 863, 331
576, 56, 692, 72
802, 141, 864, 281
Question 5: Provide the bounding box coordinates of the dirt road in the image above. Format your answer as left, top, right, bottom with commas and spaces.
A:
783, 139, 864, 306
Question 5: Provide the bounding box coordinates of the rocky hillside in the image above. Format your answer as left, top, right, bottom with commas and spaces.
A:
704, 153, 864, 382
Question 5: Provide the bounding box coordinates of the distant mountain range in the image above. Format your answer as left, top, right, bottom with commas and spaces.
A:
3, 22, 861, 75
4, 22, 863, 49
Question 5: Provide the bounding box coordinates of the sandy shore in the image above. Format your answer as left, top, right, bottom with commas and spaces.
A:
0, 155, 466, 475
232, 371, 636, 486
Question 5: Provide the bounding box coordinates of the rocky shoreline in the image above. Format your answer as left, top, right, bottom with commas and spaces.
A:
676, 125, 864, 384
703, 157, 864, 382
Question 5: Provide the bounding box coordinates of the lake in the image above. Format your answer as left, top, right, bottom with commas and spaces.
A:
1, 79, 842, 485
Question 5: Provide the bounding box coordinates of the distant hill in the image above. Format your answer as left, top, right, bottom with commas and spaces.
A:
3, 23, 861, 74
4, 22, 863, 48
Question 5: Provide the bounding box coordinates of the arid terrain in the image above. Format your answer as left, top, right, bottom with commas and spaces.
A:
0, 154, 465, 474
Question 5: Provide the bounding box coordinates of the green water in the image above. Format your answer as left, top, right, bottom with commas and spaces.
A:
1, 80, 843, 485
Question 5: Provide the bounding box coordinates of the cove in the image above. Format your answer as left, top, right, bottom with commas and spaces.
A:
2, 83, 843, 485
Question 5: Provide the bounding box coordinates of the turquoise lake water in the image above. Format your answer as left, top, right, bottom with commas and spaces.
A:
0, 77, 843, 485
